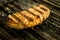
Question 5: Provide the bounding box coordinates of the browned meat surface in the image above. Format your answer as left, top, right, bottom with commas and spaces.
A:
6, 4, 50, 30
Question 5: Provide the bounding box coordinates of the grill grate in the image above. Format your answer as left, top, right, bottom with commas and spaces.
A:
0, 0, 60, 40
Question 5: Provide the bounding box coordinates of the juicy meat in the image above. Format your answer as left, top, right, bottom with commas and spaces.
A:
6, 4, 50, 30
33, 4, 50, 20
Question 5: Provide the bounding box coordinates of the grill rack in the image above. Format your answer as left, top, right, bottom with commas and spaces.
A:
43, 0, 60, 8
0, 0, 60, 40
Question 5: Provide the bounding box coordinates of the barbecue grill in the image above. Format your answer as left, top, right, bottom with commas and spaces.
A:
0, 0, 60, 40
